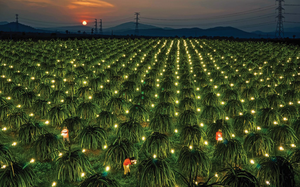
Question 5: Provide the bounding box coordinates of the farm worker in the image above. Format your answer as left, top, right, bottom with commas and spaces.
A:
216, 129, 223, 141
123, 157, 137, 176
61, 126, 70, 143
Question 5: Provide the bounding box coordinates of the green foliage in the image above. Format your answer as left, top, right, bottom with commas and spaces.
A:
20, 90, 36, 108
77, 101, 99, 120
137, 157, 176, 187
129, 104, 149, 123
206, 119, 233, 143
50, 90, 67, 104
179, 97, 197, 111
220, 167, 258, 187
77, 125, 107, 150
133, 94, 153, 108
80, 173, 120, 187
180, 125, 206, 148
140, 132, 170, 158
18, 121, 44, 145
257, 156, 295, 187
63, 96, 79, 116
104, 139, 136, 169
0, 101, 15, 121
0, 161, 35, 187
159, 90, 176, 104
179, 88, 195, 100
200, 105, 224, 123
232, 113, 255, 135
268, 124, 298, 145
107, 97, 127, 115
213, 139, 247, 168
55, 149, 93, 182
149, 114, 173, 134
97, 111, 117, 129
62, 116, 83, 133
7, 108, 28, 129
117, 120, 144, 143
33, 133, 63, 161
201, 92, 219, 107
243, 132, 274, 157
0, 143, 14, 165
154, 102, 175, 117
33, 99, 50, 118
48, 105, 69, 127
224, 99, 244, 118
93, 90, 112, 108
178, 109, 198, 126
178, 146, 211, 184
222, 89, 239, 102
257, 108, 281, 127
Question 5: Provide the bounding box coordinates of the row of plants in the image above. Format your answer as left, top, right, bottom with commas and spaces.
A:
0, 38, 300, 186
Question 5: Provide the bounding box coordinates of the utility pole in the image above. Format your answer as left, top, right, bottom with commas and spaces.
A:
95, 19, 98, 34
134, 12, 140, 36
16, 14, 19, 32
99, 19, 103, 35
275, 0, 284, 38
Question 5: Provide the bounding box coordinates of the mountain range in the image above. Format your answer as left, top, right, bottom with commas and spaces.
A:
0, 21, 299, 38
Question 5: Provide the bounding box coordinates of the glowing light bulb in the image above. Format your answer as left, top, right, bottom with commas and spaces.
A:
153, 154, 157, 158
171, 149, 174, 153
52, 182, 57, 186
82, 149, 86, 153
250, 159, 255, 164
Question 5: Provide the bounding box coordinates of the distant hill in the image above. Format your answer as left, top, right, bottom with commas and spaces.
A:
103, 22, 159, 32
38, 25, 93, 33
0, 21, 9, 25
0, 21, 299, 38
108, 26, 262, 38
0, 22, 50, 33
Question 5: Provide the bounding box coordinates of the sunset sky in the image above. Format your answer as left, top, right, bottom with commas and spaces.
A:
0, 0, 299, 32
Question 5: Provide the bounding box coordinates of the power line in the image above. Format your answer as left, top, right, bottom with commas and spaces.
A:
284, 13, 300, 15
141, 14, 275, 27
285, 4, 300, 6
285, 21, 300, 23
140, 5, 276, 21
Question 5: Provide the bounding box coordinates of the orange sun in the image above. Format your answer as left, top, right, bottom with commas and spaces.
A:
82, 21, 87, 26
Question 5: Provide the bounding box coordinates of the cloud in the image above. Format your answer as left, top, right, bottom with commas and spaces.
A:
69, 0, 114, 9
15, 0, 54, 7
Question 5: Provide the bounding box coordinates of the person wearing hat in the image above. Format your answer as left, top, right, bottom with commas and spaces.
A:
123, 157, 137, 176
216, 129, 223, 142
61, 126, 70, 144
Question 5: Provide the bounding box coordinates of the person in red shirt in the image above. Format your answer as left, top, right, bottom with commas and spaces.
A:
216, 129, 223, 142
123, 157, 136, 176
61, 126, 70, 143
